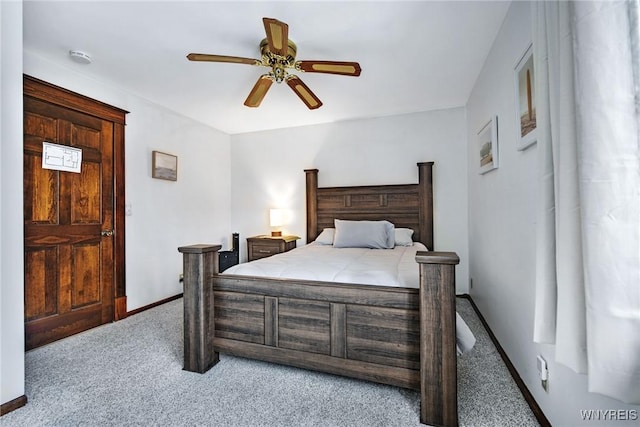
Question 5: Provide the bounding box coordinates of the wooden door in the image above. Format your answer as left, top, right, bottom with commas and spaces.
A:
23, 76, 127, 350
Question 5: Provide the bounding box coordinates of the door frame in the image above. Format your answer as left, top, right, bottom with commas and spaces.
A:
24, 75, 129, 320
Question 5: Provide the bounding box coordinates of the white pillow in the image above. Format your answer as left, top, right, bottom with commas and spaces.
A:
333, 219, 395, 249
315, 228, 335, 245
394, 228, 415, 246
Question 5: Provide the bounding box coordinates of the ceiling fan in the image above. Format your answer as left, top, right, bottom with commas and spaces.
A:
187, 17, 362, 110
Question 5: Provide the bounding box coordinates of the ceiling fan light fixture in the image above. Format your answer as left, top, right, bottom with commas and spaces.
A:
69, 50, 92, 64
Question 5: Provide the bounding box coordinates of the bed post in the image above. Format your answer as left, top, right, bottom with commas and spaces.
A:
177, 244, 221, 373
415, 251, 459, 427
305, 168, 319, 243
417, 162, 434, 251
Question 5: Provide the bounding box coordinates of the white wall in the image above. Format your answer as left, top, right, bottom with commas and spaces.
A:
1, 20, 232, 408
0, 0, 26, 408
22, 52, 233, 310
466, 2, 640, 425
230, 109, 470, 293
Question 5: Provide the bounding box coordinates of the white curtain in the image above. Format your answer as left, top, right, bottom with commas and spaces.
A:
533, 0, 640, 404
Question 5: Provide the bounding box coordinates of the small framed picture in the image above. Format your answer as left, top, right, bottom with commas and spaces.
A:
514, 44, 537, 150
152, 151, 177, 181
478, 116, 498, 174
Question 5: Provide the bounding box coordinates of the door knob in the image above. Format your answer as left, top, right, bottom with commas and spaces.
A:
101, 230, 114, 237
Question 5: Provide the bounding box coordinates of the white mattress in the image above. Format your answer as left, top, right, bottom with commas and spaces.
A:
223, 242, 476, 354
224, 242, 426, 288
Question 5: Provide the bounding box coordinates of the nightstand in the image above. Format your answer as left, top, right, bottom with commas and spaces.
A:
247, 235, 300, 262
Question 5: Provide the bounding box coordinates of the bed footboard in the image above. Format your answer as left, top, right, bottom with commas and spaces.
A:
178, 244, 459, 427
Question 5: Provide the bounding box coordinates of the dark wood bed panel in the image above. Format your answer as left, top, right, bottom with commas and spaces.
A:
178, 162, 459, 427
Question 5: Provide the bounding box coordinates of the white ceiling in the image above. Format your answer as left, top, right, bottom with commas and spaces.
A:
23, 1, 510, 135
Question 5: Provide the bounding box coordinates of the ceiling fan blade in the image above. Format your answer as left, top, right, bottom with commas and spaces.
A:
244, 75, 273, 108
296, 60, 362, 76
286, 75, 322, 110
187, 53, 260, 66
263, 18, 289, 57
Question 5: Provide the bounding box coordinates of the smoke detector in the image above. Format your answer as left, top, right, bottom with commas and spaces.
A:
69, 50, 92, 64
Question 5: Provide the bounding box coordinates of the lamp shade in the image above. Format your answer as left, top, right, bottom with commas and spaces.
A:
269, 209, 286, 227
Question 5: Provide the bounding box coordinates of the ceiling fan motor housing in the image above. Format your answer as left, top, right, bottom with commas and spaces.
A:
260, 38, 298, 83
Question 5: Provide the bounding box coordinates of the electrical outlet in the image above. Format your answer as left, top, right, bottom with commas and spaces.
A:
470, 277, 473, 289
537, 355, 549, 392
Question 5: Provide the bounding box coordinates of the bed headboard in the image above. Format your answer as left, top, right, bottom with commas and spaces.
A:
305, 162, 434, 250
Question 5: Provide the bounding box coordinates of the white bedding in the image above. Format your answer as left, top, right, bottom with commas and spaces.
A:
223, 242, 476, 354
224, 242, 426, 287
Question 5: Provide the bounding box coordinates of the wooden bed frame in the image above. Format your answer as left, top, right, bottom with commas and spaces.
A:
178, 162, 460, 427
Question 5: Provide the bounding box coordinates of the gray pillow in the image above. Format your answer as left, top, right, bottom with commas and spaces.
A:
333, 219, 395, 249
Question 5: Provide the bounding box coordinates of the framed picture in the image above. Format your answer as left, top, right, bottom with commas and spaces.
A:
152, 151, 177, 181
514, 44, 537, 150
478, 116, 498, 174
